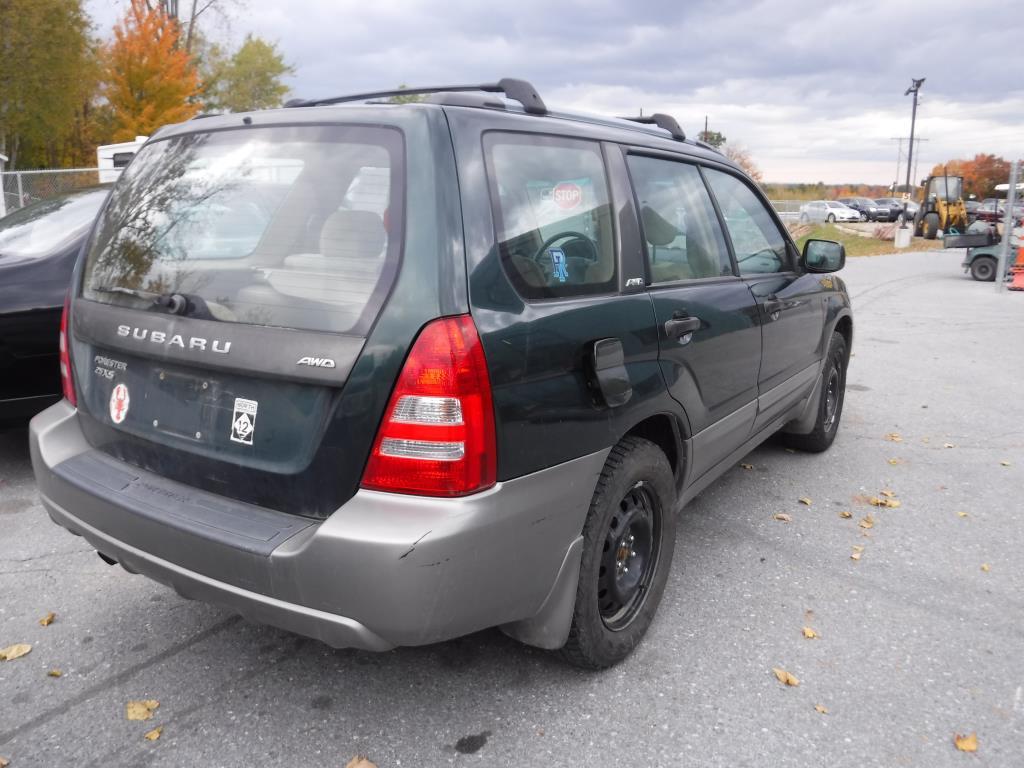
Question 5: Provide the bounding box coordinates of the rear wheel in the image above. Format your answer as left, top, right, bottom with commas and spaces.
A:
970, 256, 997, 282
827, 213, 836, 223
923, 212, 940, 240
561, 437, 676, 669
799, 214, 809, 224
783, 332, 848, 453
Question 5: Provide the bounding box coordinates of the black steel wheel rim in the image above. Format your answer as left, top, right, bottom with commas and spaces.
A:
597, 483, 661, 631
823, 361, 841, 432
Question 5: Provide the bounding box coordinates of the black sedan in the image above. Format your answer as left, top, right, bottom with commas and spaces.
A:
0, 187, 109, 427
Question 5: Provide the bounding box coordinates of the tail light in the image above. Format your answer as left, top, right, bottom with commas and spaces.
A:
361, 315, 496, 497
59, 293, 77, 406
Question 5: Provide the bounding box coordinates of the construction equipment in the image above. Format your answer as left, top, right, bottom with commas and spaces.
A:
914, 173, 969, 239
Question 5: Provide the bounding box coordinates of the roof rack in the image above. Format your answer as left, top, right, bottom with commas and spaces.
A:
285, 77, 547, 115
619, 113, 686, 142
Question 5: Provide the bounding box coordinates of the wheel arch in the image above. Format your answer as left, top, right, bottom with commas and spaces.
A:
622, 412, 687, 491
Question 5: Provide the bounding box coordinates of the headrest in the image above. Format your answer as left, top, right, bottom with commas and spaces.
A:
640, 205, 680, 247
320, 209, 386, 260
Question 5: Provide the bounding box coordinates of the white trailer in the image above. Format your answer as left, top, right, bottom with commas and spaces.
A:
96, 136, 148, 183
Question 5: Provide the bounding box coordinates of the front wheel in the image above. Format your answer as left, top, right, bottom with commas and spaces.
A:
970, 256, 997, 282
923, 212, 940, 240
561, 437, 676, 669
783, 332, 848, 453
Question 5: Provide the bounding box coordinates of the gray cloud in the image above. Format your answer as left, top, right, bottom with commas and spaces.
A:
87, 0, 1023, 182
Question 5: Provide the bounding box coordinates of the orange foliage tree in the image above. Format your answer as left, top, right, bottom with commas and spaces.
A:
928, 154, 1011, 199
102, 0, 201, 141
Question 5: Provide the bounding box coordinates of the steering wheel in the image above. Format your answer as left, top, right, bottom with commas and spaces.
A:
737, 247, 779, 264
534, 231, 599, 263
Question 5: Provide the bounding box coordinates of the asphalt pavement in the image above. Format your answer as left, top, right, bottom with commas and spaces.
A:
1, 248, 1022, 767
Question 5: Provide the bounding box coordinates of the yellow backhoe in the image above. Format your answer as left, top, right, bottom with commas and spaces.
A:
914, 174, 969, 239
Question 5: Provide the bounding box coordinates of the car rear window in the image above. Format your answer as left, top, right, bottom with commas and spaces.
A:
483, 133, 616, 299
81, 125, 403, 335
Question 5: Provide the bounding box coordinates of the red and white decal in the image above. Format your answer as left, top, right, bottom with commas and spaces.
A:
552, 182, 583, 210
109, 383, 130, 424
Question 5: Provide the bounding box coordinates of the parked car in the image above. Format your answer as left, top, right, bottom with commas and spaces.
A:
0, 187, 110, 427
838, 197, 885, 222
30, 79, 852, 669
799, 200, 861, 224
974, 201, 1024, 226
875, 197, 919, 223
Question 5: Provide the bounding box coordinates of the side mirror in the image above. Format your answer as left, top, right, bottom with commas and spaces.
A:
802, 239, 845, 273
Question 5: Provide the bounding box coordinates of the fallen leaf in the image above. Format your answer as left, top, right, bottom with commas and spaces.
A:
48, 669, 62, 678
772, 513, 792, 523
39, 612, 56, 627
957, 511, 968, 518
798, 497, 812, 506
981, 563, 991, 573
772, 667, 800, 686
859, 515, 875, 530
869, 496, 901, 509
839, 510, 852, 519
814, 704, 829, 715
0, 644, 32, 661
144, 726, 163, 742
852, 545, 865, 553
954, 732, 978, 753
885, 432, 902, 442
0, 756, 9, 768
1000, 460, 1011, 467
850, 551, 862, 561
887, 457, 904, 465
740, 463, 754, 470
345, 758, 378, 768
943, 442, 955, 449
802, 627, 818, 639
880, 489, 896, 498
126, 700, 160, 721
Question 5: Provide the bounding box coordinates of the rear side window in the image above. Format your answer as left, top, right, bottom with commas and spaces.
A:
82, 125, 403, 335
705, 169, 790, 275
484, 133, 616, 299
627, 155, 732, 282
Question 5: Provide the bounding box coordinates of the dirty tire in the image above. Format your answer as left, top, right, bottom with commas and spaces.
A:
561, 437, 676, 669
924, 212, 939, 240
970, 256, 996, 282
783, 332, 848, 453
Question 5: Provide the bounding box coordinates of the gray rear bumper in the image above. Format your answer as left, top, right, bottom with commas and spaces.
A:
30, 401, 607, 651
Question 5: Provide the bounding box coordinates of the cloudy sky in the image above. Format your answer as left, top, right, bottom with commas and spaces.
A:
86, 0, 1022, 184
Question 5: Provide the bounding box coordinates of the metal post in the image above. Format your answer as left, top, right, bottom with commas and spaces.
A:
0, 152, 7, 218
16, 172, 24, 210
901, 77, 925, 227
996, 160, 1019, 293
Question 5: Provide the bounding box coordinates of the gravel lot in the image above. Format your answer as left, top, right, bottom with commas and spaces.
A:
2, 248, 1022, 767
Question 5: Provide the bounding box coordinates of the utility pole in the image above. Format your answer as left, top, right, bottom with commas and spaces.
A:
903, 78, 925, 221
890, 138, 903, 194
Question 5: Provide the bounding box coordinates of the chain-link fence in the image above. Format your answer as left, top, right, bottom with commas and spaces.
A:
1, 168, 110, 217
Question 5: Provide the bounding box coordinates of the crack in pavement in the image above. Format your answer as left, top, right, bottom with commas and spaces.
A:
0, 615, 241, 746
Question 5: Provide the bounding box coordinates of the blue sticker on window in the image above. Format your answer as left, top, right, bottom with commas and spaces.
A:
549, 247, 569, 282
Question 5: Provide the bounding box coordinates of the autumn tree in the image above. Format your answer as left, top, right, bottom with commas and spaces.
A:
928, 154, 1011, 199
102, 0, 202, 141
0, 0, 95, 168
724, 144, 764, 185
203, 35, 293, 112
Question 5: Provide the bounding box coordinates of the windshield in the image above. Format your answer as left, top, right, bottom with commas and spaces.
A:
81, 125, 404, 335
927, 176, 963, 202
0, 189, 108, 259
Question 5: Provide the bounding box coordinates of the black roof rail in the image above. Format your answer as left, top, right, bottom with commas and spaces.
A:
286, 77, 547, 115
619, 113, 686, 142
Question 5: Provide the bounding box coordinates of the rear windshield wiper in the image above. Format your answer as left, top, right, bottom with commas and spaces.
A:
92, 285, 220, 321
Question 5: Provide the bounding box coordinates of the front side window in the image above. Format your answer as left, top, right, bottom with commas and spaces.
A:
706, 169, 789, 275
627, 155, 732, 282
82, 125, 403, 334
484, 133, 616, 299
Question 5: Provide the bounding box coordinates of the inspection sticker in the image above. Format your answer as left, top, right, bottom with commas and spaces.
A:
230, 398, 258, 445
109, 383, 130, 424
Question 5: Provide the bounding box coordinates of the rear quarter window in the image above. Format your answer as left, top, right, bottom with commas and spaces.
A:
483, 133, 616, 299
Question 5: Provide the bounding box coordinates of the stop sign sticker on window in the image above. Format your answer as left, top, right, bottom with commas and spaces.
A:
552, 182, 583, 210
109, 383, 130, 424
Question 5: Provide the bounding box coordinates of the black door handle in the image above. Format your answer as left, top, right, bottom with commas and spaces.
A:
664, 315, 701, 338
